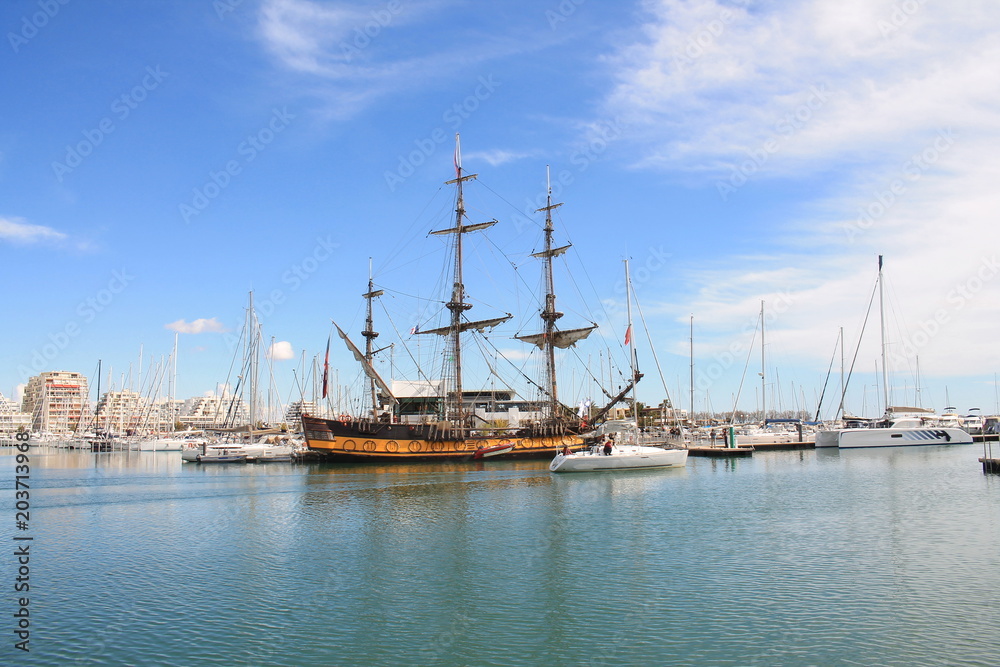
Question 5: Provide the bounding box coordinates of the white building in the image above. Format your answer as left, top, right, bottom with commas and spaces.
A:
284, 400, 317, 430
93, 390, 147, 434
180, 393, 248, 430
0, 393, 31, 434
20, 371, 90, 434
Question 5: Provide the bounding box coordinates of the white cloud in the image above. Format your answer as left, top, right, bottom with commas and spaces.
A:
258, 0, 368, 76
607, 0, 1000, 176
255, 0, 557, 119
465, 149, 542, 167
165, 318, 228, 334
605, 0, 1000, 386
268, 340, 296, 360
0, 216, 67, 244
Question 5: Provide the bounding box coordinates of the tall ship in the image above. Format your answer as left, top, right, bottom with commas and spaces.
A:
302, 136, 634, 460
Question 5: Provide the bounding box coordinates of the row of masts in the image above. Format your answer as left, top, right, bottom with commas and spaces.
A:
356, 134, 600, 427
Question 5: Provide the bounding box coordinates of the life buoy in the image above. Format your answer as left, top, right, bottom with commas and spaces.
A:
408, 440, 422, 452
386, 440, 399, 452
343, 439, 357, 451
363, 440, 376, 452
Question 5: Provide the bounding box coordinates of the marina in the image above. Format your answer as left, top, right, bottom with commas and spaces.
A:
5, 3, 1000, 663
7, 443, 999, 665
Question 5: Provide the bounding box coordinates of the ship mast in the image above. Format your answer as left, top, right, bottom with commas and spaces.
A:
430, 134, 498, 426
361, 258, 384, 420
537, 167, 564, 419
514, 169, 597, 426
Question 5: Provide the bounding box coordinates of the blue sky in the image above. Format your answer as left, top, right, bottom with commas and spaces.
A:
4, 0, 1000, 420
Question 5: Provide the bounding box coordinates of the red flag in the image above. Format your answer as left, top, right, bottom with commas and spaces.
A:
321, 335, 330, 398
624, 325, 632, 346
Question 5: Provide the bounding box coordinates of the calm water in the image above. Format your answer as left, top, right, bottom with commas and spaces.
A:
4, 444, 1000, 666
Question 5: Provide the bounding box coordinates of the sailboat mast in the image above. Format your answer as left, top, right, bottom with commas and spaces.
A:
536, 166, 564, 420
171, 332, 178, 430
247, 291, 256, 440
839, 325, 844, 419
760, 300, 766, 422
362, 257, 384, 420
689, 314, 694, 422
95, 359, 102, 432
625, 259, 639, 430
878, 255, 889, 412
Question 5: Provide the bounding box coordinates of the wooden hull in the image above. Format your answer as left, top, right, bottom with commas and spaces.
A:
302, 415, 581, 460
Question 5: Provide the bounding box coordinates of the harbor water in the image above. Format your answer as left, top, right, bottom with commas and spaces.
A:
4, 445, 1000, 665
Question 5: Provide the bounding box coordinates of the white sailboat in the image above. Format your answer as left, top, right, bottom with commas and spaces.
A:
183, 292, 294, 463
815, 256, 972, 449
550, 259, 688, 472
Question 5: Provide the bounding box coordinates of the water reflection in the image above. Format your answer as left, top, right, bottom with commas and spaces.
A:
4, 443, 998, 666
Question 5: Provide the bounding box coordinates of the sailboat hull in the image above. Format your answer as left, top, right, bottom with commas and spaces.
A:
833, 427, 972, 449
302, 415, 581, 460
550, 445, 688, 472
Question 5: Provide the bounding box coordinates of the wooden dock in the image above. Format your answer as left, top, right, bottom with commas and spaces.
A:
687, 446, 754, 457
980, 439, 1000, 474
747, 441, 815, 451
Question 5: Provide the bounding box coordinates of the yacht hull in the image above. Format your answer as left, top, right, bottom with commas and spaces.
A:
550, 446, 688, 472
830, 427, 972, 449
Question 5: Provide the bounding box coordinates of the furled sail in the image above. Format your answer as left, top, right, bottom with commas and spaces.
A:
333, 321, 398, 405
429, 220, 497, 236
416, 314, 513, 336
530, 244, 571, 259
516, 324, 597, 350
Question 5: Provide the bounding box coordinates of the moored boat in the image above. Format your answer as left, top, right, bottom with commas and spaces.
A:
472, 441, 515, 459
816, 257, 975, 450
303, 141, 627, 461
302, 416, 579, 460
550, 258, 688, 473
193, 444, 248, 463
820, 409, 972, 449
550, 441, 688, 472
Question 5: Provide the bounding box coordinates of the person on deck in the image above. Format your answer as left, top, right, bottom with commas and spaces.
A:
603, 435, 614, 456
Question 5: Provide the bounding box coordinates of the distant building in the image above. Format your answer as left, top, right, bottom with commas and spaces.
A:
148, 398, 184, 432
179, 393, 248, 430
284, 400, 316, 430
94, 390, 147, 434
20, 371, 90, 434
0, 393, 31, 434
